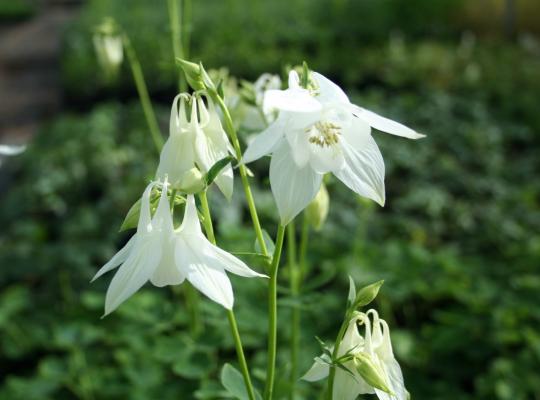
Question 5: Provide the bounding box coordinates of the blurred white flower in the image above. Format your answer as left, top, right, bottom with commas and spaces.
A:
242, 73, 282, 131
156, 93, 234, 198
0, 144, 26, 156
303, 310, 407, 400
243, 70, 424, 225
93, 19, 123, 79
93, 180, 265, 315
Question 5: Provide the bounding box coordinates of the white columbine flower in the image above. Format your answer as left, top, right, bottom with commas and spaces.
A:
242, 70, 424, 225
93, 26, 123, 79
302, 310, 407, 400
156, 93, 234, 198
92, 180, 265, 315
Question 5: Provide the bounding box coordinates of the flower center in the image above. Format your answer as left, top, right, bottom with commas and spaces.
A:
307, 121, 341, 147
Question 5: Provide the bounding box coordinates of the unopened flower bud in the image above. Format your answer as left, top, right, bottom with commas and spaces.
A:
179, 167, 205, 194
353, 352, 392, 394
177, 59, 214, 92
93, 19, 123, 80
305, 183, 329, 231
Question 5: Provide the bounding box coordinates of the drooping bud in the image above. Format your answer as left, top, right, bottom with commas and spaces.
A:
93, 18, 123, 81
353, 352, 392, 394
176, 59, 215, 92
305, 183, 329, 231
178, 167, 205, 194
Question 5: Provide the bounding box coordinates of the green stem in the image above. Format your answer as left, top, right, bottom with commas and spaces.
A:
327, 309, 353, 399
227, 310, 257, 400
264, 224, 287, 400
182, 0, 192, 61
167, 0, 186, 92
287, 222, 299, 400
198, 190, 215, 243
213, 94, 269, 258
298, 213, 310, 282
122, 34, 163, 153
198, 189, 257, 400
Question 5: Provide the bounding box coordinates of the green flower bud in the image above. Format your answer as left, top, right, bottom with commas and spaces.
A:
306, 183, 329, 231
176, 59, 215, 92
179, 168, 206, 194
353, 352, 392, 394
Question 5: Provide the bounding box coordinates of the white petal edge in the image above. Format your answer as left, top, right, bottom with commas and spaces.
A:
176, 237, 234, 309
351, 104, 425, 139
270, 141, 323, 225
204, 243, 267, 278
334, 135, 386, 206
301, 358, 329, 382
178, 195, 203, 236
312, 71, 350, 104
264, 88, 322, 113
242, 119, 286, 164
91, 235, 136, 282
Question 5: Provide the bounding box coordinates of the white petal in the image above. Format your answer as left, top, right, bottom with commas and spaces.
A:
137, 182, 158, 233
242, 119, 286, 164
156, 133, 195, 188
178, 195, 204, 236
0, 144, 26, 156
308, 143, 345, 174
288, 70, 301, 89
103, 236, 162, 316
213, 163, 234, 200
175, 237, 234, 309
270, 141, 323, 225
264, 88, 322, 113
351, 105, 425, 139
92, 235, 136, 282
312, 72, 350, 104
204, 243, 266, 278
150, 238, 185, 287
333, 134, 385, 206
301, 359, 329, 382
375, 359, 407, 400
285, 130, 310, 168
152, 180, 174, 231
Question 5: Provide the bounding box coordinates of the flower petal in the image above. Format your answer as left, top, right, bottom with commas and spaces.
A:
213, 163, 234, 200
264, 88, 322, 113
178, 195, 203, 236
351, 105, 425, 139
91, 235, 136, 282
175, 237, 234, 309
204, 243, 267, 278
150, 239, 185, 287
103, 236, 162, 316
242, 118, 286, 164
301, 358, 329, 382
285, 130, 310, 168
308, 142, 345, 174
270, 141, 323, 225
137, 181, 158, 233
334, 132, 385, 206
312, 72, 349, 104
375, 358, 407, 400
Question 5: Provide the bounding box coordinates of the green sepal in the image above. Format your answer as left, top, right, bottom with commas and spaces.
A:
352, 280, 384, 309
205, 156, 234, 186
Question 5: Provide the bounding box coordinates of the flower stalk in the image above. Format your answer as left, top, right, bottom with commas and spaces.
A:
122, 34, 163, 153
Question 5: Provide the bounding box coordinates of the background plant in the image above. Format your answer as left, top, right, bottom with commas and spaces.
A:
1, 0, 539, 399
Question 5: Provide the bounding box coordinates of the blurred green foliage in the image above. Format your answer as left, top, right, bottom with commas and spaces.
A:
1, 0, 540, 399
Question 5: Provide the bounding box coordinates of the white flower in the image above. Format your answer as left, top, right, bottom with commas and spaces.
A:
92, 180, 265, 315
93, 33, 123, 77
242, 70, 424, 225
156, 93, 234, 198
302, 310, 407, 400
242, 73, 282, 130
0, 144, 26, 156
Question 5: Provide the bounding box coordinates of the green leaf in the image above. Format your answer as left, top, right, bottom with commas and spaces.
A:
220, 363, 262, 400
347, 276, 356, 307
205, 156, 233, 186
353, 280, 384, 308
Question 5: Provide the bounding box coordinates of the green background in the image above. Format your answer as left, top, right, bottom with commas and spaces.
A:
1, 0, 539, 399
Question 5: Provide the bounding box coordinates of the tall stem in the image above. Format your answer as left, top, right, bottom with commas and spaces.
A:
327, 309, 353, 399
122, 34, 163, 153
264, 224, 287, 400
287, 222, 299, 400
182, 0, 192, 61
167, 0, 186, 92
213, 94, 269, 257
198, 190, 257, 400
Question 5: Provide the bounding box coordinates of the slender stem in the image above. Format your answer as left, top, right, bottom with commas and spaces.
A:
264, 224, 287, 400
287, 222, 299, 400
122, 34, 163, 153
198, 190, 215, 243
213, 94, 269, 257
198, 190, 257, 400
182, 0, 192, 61
227, 310, 257, 400
167, 0, 186, 92
327, 309, 353, 399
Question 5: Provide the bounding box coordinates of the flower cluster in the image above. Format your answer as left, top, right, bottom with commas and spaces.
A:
303, 309, 408, 400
